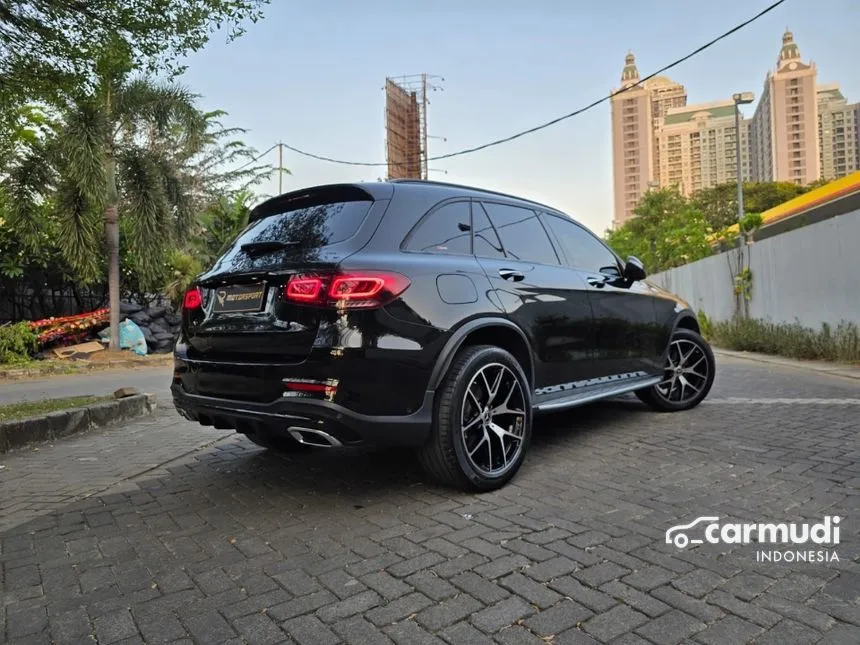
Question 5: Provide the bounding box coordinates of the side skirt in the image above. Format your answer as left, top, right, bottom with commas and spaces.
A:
533, 373, 662, 414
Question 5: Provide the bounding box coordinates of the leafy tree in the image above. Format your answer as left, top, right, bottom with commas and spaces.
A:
14, 45, 208, 350
193, 191, 255, 264
605, 187, 712, 273
0, 0, 269, 101
690, 181, 811, 230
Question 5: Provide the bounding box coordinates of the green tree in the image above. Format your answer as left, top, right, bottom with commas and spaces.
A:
42, 47, 206, 350
0, 0, 269, 101
194, 191, 255, 264
605, 187, 712, 273
691, 181, 811, 230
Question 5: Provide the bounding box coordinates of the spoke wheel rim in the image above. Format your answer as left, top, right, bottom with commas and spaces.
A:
655, 338, 710, 405
460, 363, 527, 477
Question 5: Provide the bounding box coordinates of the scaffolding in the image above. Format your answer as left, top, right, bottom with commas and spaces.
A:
384, 74, 443, 179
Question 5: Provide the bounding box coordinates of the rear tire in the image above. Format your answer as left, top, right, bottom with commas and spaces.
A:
417, 345, 532, 491
636, 328, 715, 412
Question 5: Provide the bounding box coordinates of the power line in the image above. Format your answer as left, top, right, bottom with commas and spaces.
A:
276, 0, 787, 169
232, 144, 278, 171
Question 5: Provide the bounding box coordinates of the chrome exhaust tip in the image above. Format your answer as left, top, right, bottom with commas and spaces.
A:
287, 426, 343, 448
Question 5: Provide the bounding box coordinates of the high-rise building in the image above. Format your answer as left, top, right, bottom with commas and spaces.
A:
749, 30, 820, 184
817, 84, 859, 180
656, 99, 751, 196
610, 52, 687, 228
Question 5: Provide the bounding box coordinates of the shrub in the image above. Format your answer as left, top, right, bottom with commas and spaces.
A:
710, 317, 860, 363
697, 310, 713, 340
0, 322, 38, 364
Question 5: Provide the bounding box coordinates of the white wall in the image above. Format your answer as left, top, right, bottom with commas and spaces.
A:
650, 207, 860, 328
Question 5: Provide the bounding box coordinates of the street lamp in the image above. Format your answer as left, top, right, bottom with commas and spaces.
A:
732, 92, 755, 232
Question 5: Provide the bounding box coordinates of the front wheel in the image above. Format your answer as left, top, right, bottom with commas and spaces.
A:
636, 328, 715, 412
417, 345, 533, 492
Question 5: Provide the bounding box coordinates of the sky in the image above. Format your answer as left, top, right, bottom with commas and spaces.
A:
179, 0, 860, 236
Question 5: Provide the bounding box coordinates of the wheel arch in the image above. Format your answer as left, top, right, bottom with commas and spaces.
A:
672, 311, 700, 336
428, 318, 535, 392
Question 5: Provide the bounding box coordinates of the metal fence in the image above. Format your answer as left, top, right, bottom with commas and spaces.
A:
650, 206, 860, 328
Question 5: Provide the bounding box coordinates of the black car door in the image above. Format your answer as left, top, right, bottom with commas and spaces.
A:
471, 200, 600, 393
540, 211, 662, 377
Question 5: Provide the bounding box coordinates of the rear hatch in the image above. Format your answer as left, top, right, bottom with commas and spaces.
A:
182, 186, 376, 365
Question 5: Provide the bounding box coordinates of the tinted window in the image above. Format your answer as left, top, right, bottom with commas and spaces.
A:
405, 201, 472, 255
543, 213, 620, 275
213, 200, 372, 271
472, 203, 505, 259
481, 202, 559, 264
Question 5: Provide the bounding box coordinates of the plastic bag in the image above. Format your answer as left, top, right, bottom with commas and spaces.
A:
98, 319, 148, 355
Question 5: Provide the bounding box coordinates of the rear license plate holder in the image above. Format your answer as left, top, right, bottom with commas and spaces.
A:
211, 284, 267, 313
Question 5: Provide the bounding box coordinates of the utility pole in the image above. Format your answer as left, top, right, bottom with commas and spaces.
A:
421, 74, 429, 180
278, 142, 284, 194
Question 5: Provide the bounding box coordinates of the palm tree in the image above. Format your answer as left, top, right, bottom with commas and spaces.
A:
52, 55, 206, 350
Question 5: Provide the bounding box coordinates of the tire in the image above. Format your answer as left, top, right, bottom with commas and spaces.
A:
243, 430, 308, 452
417, 344, 533, 491
636, 328, 716, 412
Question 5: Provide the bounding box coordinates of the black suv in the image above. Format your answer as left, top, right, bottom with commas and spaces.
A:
172, 180, 715, 491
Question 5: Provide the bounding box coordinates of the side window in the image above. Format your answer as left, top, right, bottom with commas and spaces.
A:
405, 201, 471, 255
481, 202, 559, 264
471, 202, 505, 259
543, 213, 621, 275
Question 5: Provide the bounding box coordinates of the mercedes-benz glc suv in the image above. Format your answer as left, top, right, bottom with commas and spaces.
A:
172, 180, 715, 491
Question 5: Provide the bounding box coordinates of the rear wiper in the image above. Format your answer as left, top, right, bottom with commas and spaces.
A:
240, 240, 299, 255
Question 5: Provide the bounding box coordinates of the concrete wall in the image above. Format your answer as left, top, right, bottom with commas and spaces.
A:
650, 207, 860, 328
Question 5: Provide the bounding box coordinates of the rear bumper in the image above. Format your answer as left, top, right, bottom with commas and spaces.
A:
171, 381, 435, 448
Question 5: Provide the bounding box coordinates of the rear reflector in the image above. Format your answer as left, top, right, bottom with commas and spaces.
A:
284, 271, 410, 309
283, 379, 338, 396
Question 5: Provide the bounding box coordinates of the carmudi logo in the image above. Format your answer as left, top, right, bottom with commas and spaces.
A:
666, 516, 842, 563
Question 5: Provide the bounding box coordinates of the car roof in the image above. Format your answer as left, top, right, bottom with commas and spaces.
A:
250, 179, 569, 221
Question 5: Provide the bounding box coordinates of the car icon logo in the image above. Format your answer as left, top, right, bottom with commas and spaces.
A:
666, 516, 720, 549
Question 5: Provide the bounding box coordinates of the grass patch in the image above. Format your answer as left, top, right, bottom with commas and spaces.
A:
710, 317, 860, 363
0, 395, 113, 422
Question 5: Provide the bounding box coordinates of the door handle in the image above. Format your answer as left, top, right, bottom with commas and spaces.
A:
498, 268, 524, 282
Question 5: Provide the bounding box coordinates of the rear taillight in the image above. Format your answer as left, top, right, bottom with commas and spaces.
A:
284, 271, 410, 309
183, 287, 203, 310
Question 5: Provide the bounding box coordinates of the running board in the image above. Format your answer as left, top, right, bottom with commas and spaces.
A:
533, 375, 662, 413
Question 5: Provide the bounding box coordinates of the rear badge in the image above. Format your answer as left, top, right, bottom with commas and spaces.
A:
212, 285, 266, 313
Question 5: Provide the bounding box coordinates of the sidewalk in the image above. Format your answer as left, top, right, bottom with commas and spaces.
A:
714, 347, 860, 380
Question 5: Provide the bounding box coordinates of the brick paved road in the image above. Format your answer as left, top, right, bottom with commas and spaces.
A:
2, 355, 860, 644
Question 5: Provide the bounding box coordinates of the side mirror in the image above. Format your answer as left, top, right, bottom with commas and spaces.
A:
624, 256, 646, 281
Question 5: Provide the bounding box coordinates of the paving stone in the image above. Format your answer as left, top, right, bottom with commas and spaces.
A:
361, 571, 412, 600
384, 619, 446, 645
622, 566, 676, 591
549, 575, 617, 612
500, 572, 562, 609
316, 589, 382, 623
582, 604, 649, 642
230, 613, 285, 645
332, 616, 395, 645
93, 609, 138, 644
600, 580, 671, 618
718, 572, 775, 600
651, 586, 724, 623
817, 624, 860, 645
751, 618, 823, 645
523, 556, 578, 582
470, 596, 535, 633
366, 593, 435, 626
282, 615, 340, 645
473, 554, 530, 580
494, 625, 548, 644
451, 571, 509, 605
180, 609, 236, 643
694, 615, 763, 645
439, 621, 494, 645
267, 591, 338, 622
404, 571, 458, 601
524, 599, 592, 636
7, 606, 48, 639
671, 569, 725, 598
634, 609, 705, 644
415, 594, 483, 631
574, 562, 631, 588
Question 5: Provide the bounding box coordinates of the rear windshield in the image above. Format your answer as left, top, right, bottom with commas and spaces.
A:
211, 200, 372, 271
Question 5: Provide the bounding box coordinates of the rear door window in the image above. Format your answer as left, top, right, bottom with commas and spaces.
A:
404, 201, 472, 255
471, 202, 506, 259
480, 201, 560, 264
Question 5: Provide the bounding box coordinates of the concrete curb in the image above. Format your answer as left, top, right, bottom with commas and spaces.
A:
0, 355, 173, 380
714, 348, 860, 381
0, 393, 157, 454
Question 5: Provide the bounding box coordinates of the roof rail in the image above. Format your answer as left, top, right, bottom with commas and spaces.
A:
387, 178, 560, 213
